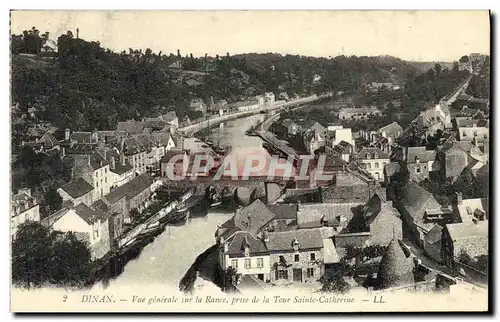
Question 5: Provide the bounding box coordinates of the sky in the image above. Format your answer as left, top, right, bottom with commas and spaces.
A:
10, 10, 490, 62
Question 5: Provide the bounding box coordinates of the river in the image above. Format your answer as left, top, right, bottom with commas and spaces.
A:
96, 113, 268, 290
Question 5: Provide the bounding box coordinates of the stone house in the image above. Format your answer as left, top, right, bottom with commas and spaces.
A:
354, 147, 390, 182
104, 174, 154, 221
405, 146, 438, 182
394, 181, 444, 247
266, 228, 325, 284
58, 177, 95, 207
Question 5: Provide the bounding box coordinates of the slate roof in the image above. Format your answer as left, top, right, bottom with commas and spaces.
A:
398, 181, 441, 228
234, 199, 276, 235
73, 203, 99, 225
406, 146, 436, 163
161, 149, 186, 164
59, 177, 94, 198
105, 174, 154, 204
266, 204, 298, 220
332, 141, 354, 154
356, 147, 390, 160
298, 203, 362, 228
88, 151, 110, 170
226, 231, 269, 257
90, 198, 110, 214
38, 132, 60, 147
123, 137, 147, 155
424, 224, 443, 245
104, 149, 134, 175
266, 228, 324, 252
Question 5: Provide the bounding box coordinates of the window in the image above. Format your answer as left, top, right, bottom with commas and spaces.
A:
257, 258, 264, 268
416, 167, 421, 173
307, 268, 315, 278
105, 177, 107, 183
294, 254, 300, 262
375, 162, 379, 169
244, 259, 251, 269
279, 255, 285, 263
484, 134, 488, 139
367, 163, 372, 169
105, 168, 107, 174
310, 253, 316, 261
231, 259, 238, 268
278, 269, 288, 280
463, 132, 466, 136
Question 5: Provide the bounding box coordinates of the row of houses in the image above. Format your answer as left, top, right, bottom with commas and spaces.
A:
216, 192, 403, 286
11, 112, 182, 259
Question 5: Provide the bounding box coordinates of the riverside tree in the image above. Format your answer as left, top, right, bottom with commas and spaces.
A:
12, 222, 92, 288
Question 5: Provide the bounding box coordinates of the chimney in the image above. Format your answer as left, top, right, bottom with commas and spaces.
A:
262, 231, 269, 242
92, 129, 98, 143
65, 128, 70, 141
120, 152, 126, 166
76, 28, 79, 39
455, 192, 463, 205
110, 156, 116, 170
120, 136, 125, 153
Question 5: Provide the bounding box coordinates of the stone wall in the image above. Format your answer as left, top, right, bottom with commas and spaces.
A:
269, 248, 324, 284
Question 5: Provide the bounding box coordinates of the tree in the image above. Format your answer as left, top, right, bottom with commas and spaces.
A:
12, 222, 53, 288
434, 63, 442, 76
223, 266, 239, 292
12, 222, 93, 288
49, 232, 92, 287
42, 187, 63, 216
320, 272, 351, 294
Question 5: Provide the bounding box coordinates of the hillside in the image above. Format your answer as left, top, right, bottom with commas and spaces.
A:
10, 29, 465, 135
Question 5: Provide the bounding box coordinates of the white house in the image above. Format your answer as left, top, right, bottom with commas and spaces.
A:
51, 203, 111, 260
325, 126, 355, 154
355, 147, 391, 182
219, 231, 271, 282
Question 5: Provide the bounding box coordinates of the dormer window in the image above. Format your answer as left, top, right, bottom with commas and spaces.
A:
365, 153, 370, 159
292, 238, 300, 251
244, 246, 250, 257
373, 153, 378, 159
